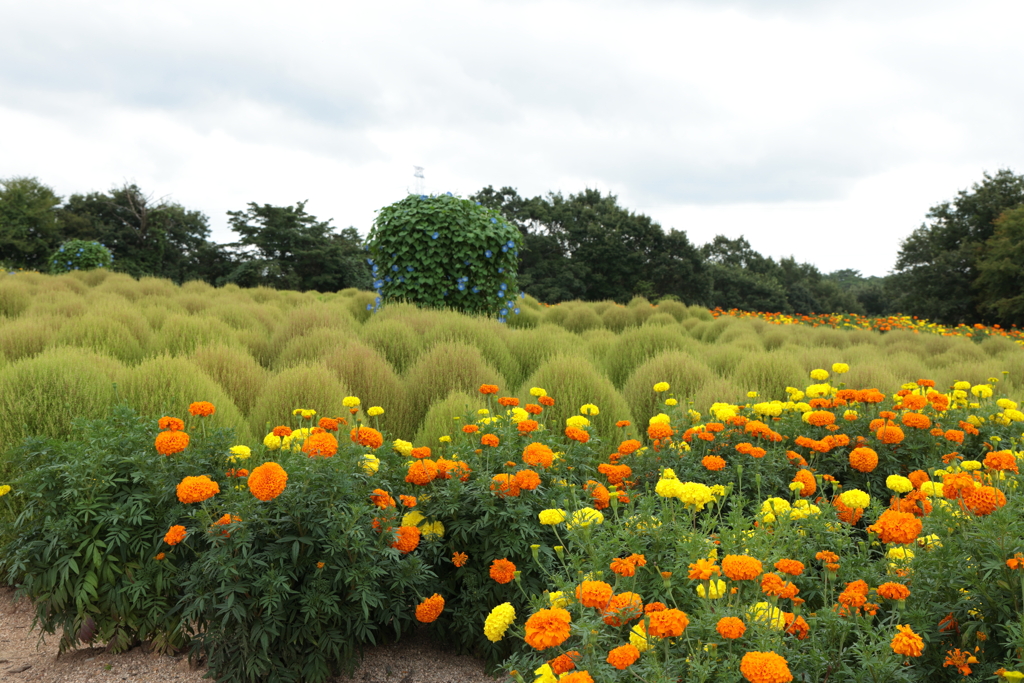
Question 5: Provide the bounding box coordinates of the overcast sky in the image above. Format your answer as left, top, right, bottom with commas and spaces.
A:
2, 0, 1022, 277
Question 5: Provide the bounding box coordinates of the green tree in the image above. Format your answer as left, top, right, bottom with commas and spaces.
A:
56, 183, 224, 283
974, 206, 1024, 326
223, 201, 371, 292
893, 169, 1024, 324
473, 186, 709, 305
0, 177, 62, 270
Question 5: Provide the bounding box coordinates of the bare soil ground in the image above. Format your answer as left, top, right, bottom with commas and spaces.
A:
0, 588, 506, 683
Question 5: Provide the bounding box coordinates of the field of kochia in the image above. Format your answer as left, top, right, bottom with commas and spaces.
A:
1, 269, 1023, 458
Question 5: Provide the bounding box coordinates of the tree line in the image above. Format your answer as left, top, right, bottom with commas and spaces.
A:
2, 170, 1023, 325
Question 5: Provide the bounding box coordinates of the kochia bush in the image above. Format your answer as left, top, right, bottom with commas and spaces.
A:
366, 194, 523, 320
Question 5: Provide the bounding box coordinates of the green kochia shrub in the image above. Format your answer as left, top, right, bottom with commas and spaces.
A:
366, 193, 523, 319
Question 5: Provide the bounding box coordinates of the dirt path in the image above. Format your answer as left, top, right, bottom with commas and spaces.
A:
0, 588, 505, 683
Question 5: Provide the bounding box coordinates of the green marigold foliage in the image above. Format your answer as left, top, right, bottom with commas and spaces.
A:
49, 239, 113, 273
366, 194, 523, 319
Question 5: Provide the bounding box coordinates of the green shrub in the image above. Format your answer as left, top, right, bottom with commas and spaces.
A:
402, 342, 506, 438
560, 306, 603, 334
148, 315, 240, 357
643, 312, 677, 327
603, 326, 699, 388
422, 314, 522, 389
0, 347, 121, 455
52, 314, 146, 364
506, 325, 583, 391
367, 193, 523, 318
654, 299, 690, 322
117, 355, 253, 444
0, 315, 56, 362
729, 349, 806, 398
274, 328, 351, 370
360, 317, 423, 374
413, 390, 483, 445
580, 328, 618, 367
622, 350, 715, 426
191, 344, 269, 416
601, 304, 634, 332
247, 364, 350, 438
48, 239, 113, 274
506, 305, 539, 329
522, 353, 633, 436
321, 342, 408, 437
0, 275, 33, 317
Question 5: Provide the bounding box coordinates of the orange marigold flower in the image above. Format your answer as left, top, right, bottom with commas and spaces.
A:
774, 559, 804, 576
549, 651, 579, 675
575, 580, 613, 609
876, 424, 905, 444
406, 459, 439, 486
944, 429, 965, 443
866, 509, 922, 545
586, 480, 610, 509
984, 450, 1019, 473
524, 608, 571, 650
688, 558, 721, 581
156, 430, 190, 456
722, 554, 763, 581
525, 403, 544, 415
611, 557, 636, 577
158, 416, 184, 431
815, 550, 839, 565
350, 426, 384, 449
154, 552, 165, 560
514, 469, 541, 491
717, 616, 746, 639
302, 431, 338, 457
877, 582, 910, 601
783, 612, 809, 640
617, 439, 642, 456
317, 417, 339, 431
211, 513, 242, 537
832, 496, 864, 525
760, 573, 799, 600
615, 420, 630, 428
740, 651, 793, 683
964, 485, 1006, 516
597, 463, 631, 485
490, 558, 516, 584
452, 551, 468, 567
647, 608, 689, 638
490, 473, 521, 497
626, 553, 646, 567
415, 593, 445, 623
164, 525, 187, 545
481, 433, 500, 447
479, 384, 499, 395
399, 494, 417, 507
517, 419, 539, 434
392, 526, 421, 554
848, 447, 878, 473
1006, 553, 1024, 570
702, 455, 727, 471
806, 411, 836, 427
521, 442, 554, 469
902, 394, 928, 410
498, 396, 519, 407
901, 412, 931, 430
176, 475, 220, 504
539, 395, 555, 407
908, 469, 930, 489
943, 648, 978, 676
565, 426, 590, 443
791, 469, 816, 497
644, 601, 666, 613
188, 401, 215, 416
697, 431, 716, 442
272, 425, 292, 437
462, 424, 480, 434
409, 446, 430, 459
647, 423, 674, 440
248, 462, 288, 501
370, 488, 396, 509
942, 472, 977, 499
606, 644, 640, 670
557, 673, 593, 683
891, 624, 924, 658
603, 592, 644, 627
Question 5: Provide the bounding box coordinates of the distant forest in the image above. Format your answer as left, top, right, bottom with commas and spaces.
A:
2, 170, 1023, 326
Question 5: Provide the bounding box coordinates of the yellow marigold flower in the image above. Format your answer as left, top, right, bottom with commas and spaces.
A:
510, 407, 529, 423
655, 478, 685, 499
688, 409, 701, 422
971, 384, 993, 398
761, 497, 791, 519
392, 439, 413, 456
676, 482, 715, 510
810, 368, 830, 381
832, 362, 850, 374
661, 468, 678, 479
292, 408, 316, 419
648, 413, 671, 426
752, 401, 783, 417
696, 579, 726, 599
438, 435, 451, 443
228, 445, 251, 460
653, 382, 670, 392
566, 415, 590, 429
630, 621, 654, 652
580, 403, 599, 416
367, 406, 384, 416
953, 381, 971, 391
887, 546, 914, 561
886, 475, 914, 493
1005, 409, 1024, 422
748, 601, 786, 630
361, 454, 380, 474
529, 387, 547, 397
998, 398, 1018, 410
0, 485, 11, 497
839, 489, 870, 509
747, 391, 759, 398
539, 509, 567, 525
710, 402, 738, 420
548, 591, 571, 608
342, 396, 360, 407
567, 507, 604, 528
483, 602, 516, 642
665, 398, 678, 406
